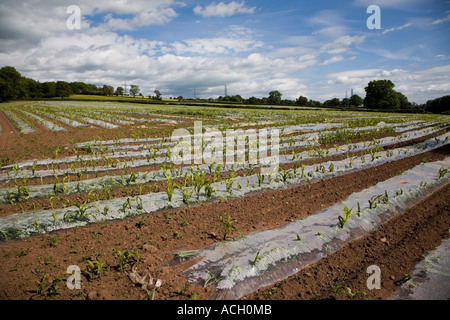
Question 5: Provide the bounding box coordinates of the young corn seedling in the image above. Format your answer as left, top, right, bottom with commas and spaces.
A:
382, 190, 389, 204
36, 273, 48, 295
368, 194, 382, 209
251, 251, 262, 267
51, 212, 59, 227
218, 214, 241, 240
257, 172, 265, 187
181, 187, 193, 205
438, 167, 449, 180
122, 198, 132, 212
53, 176, 68, 195
329, 163, 335, 172
166, 174, 179, 202
224, 176, 234, 194
14, 183, 30, 202
47, 275, 63, 297
338, 204, 354, 229
204, 182, 215, 200
136, 196, 143, 211
193, 171, 208, 200
83, 256, 105, 280
334, 285, 368, 300
64, 201, 93, 222
111, 248, 136, 272
279, 169, 292, 183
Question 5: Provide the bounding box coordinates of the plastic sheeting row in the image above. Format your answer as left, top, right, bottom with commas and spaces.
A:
0, 130, 448, 241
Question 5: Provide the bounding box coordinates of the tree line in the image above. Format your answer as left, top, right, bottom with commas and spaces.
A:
0, 66, 146, 101
0, 66, 448, 114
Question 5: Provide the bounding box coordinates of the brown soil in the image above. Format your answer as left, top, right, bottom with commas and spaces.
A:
0, 144, 449, 300
0, 110, 199, 164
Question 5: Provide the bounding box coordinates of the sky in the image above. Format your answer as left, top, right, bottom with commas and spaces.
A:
0, 0, 449, 103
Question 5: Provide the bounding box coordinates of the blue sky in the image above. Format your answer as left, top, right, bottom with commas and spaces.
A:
0, 0, 449, 103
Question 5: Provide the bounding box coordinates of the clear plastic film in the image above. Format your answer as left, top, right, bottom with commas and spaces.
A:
390, 238, 450, 300
173, 157, 450, 300
0, 131, 449, 240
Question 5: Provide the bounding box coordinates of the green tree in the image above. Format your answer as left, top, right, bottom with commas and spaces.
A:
115, 86, 124, 96
323, 98, 341, 108
349, 94, 363, 107
129, 85, 140, 97
364, 80, 400, 109
0, 66, 25, 101
247, 96, 260, 104
296, 95, 308, 106
25, 78, 43, 98
267, 90, 282, 105
154, 90, 162, 100
42, 82, 56, 97
426, 95, 450, 114
55, 81, 72, 98
307, 99, 322, 108
396, 91, 411, 109
230, 95, 243, 103
102, 85, 114, 96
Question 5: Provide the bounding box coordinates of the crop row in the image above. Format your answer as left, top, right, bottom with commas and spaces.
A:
0, 130, 448, 240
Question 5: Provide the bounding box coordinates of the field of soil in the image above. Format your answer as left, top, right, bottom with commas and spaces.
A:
0, 102, 449, 303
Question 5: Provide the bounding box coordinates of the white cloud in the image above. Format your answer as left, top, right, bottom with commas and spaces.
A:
382, 23, 412, 34
320, 35, 366, 54
171, 37, 264, 55
0, 0, 179, 47
432, 13, 450, 25
194, 1, 256, 18
320, 56, 345, 66
325, 65, 450, 103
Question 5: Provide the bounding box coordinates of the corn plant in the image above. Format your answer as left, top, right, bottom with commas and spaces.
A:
245, 165, 255, 177
136, 196, 143, 211
257, 172, 265, 187
51, 212, 59, 227
224, 176, 234, 194
368, 195, 382, 209
381, 190, 389, 204
83, 256, 105, 280
204, 182, 215, 199
13, 183, 30, 202
218, 214, 241, 240
334, 285, 368, 300
36, 273, 48, 295
278, 169, 292, 183
204, 271, 220, 288
300, 164, 306, 178
338, 204, 354, 228
47, 275, 63, 296
122, 198, 132, 212
31, 161, 37, 175
64, 201, 93, 222
111, 248, 137, 272
192, 171, 208, 200
329, 163, 335, 172
251, 251, 262, 267
181, 187, 193, 205
53, 176, 68, 195
438, 167, 449, 180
